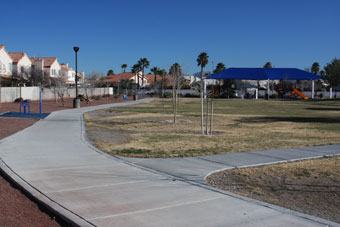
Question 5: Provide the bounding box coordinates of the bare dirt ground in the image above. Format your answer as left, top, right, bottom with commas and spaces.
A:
0, 96, 132, 227
206, 156, 340, 223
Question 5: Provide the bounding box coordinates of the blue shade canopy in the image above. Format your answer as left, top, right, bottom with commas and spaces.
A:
207, 68, 322, 80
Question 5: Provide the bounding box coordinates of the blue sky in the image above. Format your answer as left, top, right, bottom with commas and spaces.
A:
1, 0, 340, 75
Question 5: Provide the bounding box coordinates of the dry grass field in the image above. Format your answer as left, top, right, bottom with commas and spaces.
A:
85, 98, 340, 157
206, 156, 340, 223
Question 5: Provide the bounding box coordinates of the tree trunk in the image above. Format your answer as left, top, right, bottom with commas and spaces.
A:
206, 95, 209, 135
173, 87, 176, 124
200, 67, 204, 134
210, 91, 214, 135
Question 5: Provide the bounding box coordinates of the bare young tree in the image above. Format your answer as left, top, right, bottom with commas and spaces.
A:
169, 63, 185, 124
52, 78, 68, 107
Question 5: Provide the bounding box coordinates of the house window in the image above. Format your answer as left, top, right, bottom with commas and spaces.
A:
52, 69, 56, 75
21, 66, 25, 73
8, 63, 12, 72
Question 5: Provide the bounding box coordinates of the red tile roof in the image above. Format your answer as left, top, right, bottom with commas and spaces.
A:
0, 45, 4, 51
8, 52, 26, 63
60, 64, 74, 71
105, 73, 136, 83
30, 57, 57, 67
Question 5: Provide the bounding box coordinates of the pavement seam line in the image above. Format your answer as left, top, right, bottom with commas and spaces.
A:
45, 180, 147, 194
21, 163, 125, 173
88, 196, 224, 221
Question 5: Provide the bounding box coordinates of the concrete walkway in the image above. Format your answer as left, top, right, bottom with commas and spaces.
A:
0, 99, 339, 227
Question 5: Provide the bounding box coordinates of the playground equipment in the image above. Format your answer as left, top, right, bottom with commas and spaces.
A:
19, 100, 30, 114
293, 88, 309, 99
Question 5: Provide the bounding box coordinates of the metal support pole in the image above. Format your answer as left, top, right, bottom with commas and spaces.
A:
75, 51, 78, 97
312, 80, 315, 99
330, 87, 333, 99
256, 80, 259, 100
40, 89, 42, 119
267, 79, 270, 100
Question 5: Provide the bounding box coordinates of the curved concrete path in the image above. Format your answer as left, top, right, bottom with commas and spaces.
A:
0, 99, 339, 227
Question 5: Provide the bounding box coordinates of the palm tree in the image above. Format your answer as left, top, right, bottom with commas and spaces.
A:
138, 58, 150, 86
213, 62, 226, 73
107, 69, 114, 75
121, 64, 127, 73
311, 62, 320, 75
150, 66, 160, 84
158, 69, 167, 101
197, 52, 209, 135
131, 64, 142, 91
264, 62, 272, 68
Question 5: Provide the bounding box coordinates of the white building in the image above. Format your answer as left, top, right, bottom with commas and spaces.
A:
30, 57, 61, 78
0, 45, 13, 79
60, 63, 76, 84
8, 52, 32, 78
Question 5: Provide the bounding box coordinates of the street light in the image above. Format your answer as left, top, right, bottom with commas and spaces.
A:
73, 46, 80, 108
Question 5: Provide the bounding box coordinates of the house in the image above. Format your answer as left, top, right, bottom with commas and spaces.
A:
105, 72, 147, 87
0, 45, 13, 80
30, 57, 61, 78
144, 74, 174, 88
60, 63, 76, 84
8, 52, 32, 79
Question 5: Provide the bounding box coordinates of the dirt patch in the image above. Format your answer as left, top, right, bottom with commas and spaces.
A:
206, 156, 340, 223
0, 174, 60, 227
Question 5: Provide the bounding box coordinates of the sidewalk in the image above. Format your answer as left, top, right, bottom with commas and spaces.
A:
0, 99, 339, 227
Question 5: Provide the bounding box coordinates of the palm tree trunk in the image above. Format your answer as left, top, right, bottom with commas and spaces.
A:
200, 67, 204, 134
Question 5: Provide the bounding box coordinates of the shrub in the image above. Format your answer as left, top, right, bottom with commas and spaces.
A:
91, 95, 100, 100
14, 97, 24, 103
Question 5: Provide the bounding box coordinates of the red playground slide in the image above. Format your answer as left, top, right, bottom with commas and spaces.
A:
293, 88, 309, 99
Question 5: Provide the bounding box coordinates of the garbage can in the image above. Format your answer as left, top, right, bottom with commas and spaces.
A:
73, 98, 80, 108
133, 95, 138, 101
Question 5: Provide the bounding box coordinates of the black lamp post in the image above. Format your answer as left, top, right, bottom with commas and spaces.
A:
73, 46, 80, 108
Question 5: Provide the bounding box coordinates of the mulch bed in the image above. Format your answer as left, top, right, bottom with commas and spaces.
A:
0, 96, 134, 227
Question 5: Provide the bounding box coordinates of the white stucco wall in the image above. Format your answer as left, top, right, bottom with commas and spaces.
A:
15, 54, 32, 74
0, 48, 13, 76
46, 60, 61, 78
0, 86, 113, 102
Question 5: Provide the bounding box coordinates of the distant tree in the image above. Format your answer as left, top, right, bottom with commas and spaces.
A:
119, 78, 132, 94
52, 77, 68, 107
138, 58, 150, 87
121, 64, 127, 73
107, 69, 114, 75
320, 70, 325, 77
311, 62, 320, 75
213, 62, 226, 73
197, 52, 209, 135
264, 62, 272, 68
158, 69, 168, 105
131, 64, 142, 89
170, 63, 185, 124
150, 66, 160, 84
324, 58, 340, 94
28, 67, 48, 87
